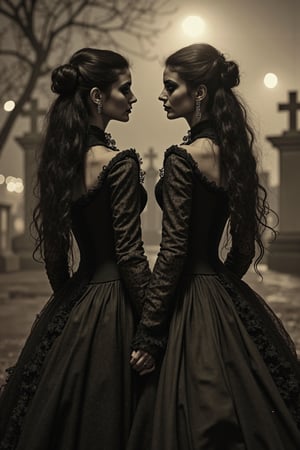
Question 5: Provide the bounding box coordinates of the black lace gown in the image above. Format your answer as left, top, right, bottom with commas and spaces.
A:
132, 121, 300, 450
0, 130, 151, 450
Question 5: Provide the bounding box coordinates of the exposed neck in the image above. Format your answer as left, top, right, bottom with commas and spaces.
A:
185, 111, 210, 129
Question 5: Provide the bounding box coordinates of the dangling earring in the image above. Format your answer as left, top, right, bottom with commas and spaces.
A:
97, 96, 103, 115
195, 96, 202, 120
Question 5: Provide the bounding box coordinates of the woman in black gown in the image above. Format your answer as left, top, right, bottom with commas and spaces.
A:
0, 48, 154, 450
131, 43, 300, 449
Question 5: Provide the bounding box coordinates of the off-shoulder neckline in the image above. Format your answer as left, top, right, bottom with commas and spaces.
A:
72, 148, 141, 208
164, 145, 228, 194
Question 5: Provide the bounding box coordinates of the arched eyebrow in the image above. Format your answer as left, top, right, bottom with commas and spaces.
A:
164, 79, 178, 88
119, 81, 132, 89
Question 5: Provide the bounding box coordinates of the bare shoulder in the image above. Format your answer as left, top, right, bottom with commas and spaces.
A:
85, 146, 118, 189
85, 147, 138, 189
86, 145, 115, 167
179, 138, 220, 183
181, 138, 218, 159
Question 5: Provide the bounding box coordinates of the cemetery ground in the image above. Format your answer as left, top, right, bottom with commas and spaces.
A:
0, 247, 300, 385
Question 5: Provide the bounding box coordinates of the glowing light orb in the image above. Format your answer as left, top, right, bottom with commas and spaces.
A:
4, 100, 15, 112
7, 182, 16, 192
182, 16, 205, 37
0, 174, 5, 184
6, 176, 15, 184
14, 181, 24, 193
264, 73, 278, 89
4, 176, 24, 193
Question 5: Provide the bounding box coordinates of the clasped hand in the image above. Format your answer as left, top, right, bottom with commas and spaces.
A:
130, 350, 156, 376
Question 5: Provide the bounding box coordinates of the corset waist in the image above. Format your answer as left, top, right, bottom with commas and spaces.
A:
89, 261, 121, 283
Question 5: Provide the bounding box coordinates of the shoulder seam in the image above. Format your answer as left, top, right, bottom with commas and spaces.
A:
71, 149, 141, 208
164, 145, 197, 171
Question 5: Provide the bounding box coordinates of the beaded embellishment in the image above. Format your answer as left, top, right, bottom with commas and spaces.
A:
181, 130, 191, 144
104, 132, 117, 150
137, 152, 146, 183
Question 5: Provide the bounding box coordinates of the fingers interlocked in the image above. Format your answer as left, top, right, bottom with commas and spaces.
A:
130, 350, 155, 376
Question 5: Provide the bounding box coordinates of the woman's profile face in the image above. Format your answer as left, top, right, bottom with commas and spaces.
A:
102, 68, 137, 122
159, 66, 195, 121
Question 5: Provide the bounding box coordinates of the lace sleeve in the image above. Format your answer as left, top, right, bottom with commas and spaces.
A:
107, 155, 151, 317
224, 226, 255, 278
132, 151, 194, 360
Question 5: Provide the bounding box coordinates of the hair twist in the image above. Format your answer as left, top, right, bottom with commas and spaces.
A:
219, 59, 240, 89
51, 63, 79, 96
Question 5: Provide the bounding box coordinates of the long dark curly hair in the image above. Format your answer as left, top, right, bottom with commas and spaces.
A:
166, 43, 277, 271
32, 48, 129, 272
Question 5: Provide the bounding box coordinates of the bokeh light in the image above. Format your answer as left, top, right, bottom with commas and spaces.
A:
264, 73, 278, 89
14, 180, 24, 193
3, 100, 15, 112
182, 16, 206, 37
3, 176, 24, 193
7, 182, 16, 192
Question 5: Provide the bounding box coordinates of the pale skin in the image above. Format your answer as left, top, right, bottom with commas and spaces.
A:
158, 66, 221, 185
85, 68, 156, 375
130, 66, 222, 375
85, 68, 137, 188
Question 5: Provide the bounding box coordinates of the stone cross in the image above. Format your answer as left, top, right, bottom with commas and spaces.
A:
278, 91, 300, 132
22, 98, 47, 134
144, 147, 158, 169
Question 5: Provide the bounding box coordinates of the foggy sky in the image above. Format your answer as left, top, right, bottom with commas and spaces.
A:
0, 0, 299, 187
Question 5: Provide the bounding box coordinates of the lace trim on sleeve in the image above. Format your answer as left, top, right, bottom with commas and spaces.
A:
160, 145, 227, 195
72, 149, 145, 208
106, 154, 151, 317
132, 148, 194, 358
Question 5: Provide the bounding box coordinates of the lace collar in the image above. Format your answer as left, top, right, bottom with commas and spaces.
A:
87, 125, 118, 150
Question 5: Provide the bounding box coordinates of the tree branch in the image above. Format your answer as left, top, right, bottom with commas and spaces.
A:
0, 0, 176, 154
51, 0, 88, 37
0, 6, 15, 20
0, 49, 34, 66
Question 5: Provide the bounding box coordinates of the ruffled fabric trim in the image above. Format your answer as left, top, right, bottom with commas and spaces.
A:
72, 148, 145, 208
0, 270, 90, 450
218, 271, 300, 428
161, 145, 228, 195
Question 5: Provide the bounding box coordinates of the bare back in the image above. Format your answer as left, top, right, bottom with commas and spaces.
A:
180, 137, 221, 187
85, 145, 118, 190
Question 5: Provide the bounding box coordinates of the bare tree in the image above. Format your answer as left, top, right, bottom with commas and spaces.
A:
0, 0, 175, 154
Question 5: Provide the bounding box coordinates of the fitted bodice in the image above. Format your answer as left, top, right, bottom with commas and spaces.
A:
155, 147, 229, 273
71, 156, 147, 275
132, 123, 257, 360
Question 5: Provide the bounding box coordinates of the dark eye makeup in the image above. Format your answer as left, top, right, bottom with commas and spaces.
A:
120, 83, 131, 95
164, 80, 178, 93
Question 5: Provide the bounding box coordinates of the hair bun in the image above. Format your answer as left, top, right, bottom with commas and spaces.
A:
51, 64, 79, 95
220, 60, 240, 89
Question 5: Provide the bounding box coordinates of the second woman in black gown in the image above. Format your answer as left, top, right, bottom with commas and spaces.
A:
131, 43, 300, 449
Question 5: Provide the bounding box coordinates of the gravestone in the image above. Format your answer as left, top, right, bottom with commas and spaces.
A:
0, 203, 19, 271
267, 91, 300, 274
13, 99, 46, 269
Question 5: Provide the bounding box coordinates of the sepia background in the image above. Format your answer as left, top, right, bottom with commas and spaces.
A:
0, 0, 300, 382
